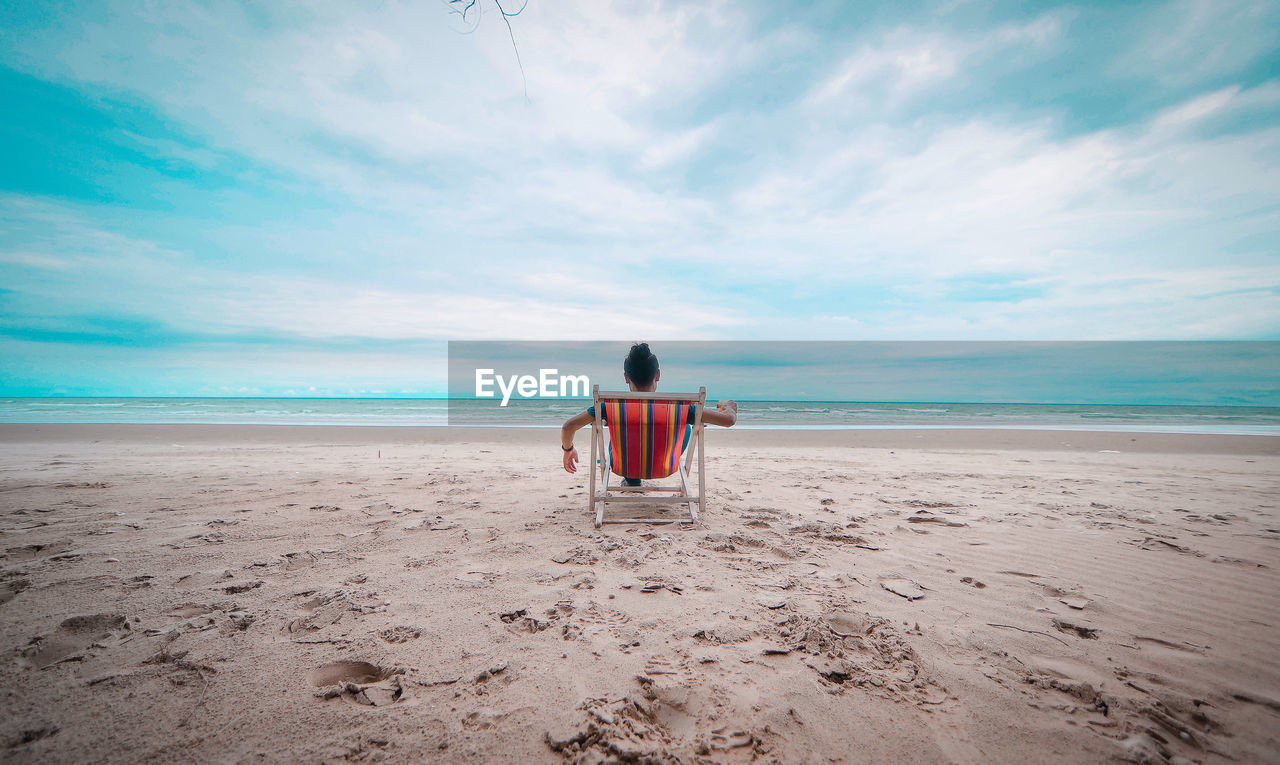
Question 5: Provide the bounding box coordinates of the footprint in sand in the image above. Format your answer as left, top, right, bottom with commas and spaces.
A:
1016, 671, 1111, 716
455, 570, 500, 586
20, 613, 129, 670
280, 551, 319, 571
1, 577, 31, 605
1039, 584, 1091, 610
310, 660, 393, 686
545, 695, 684, 761
462, 696, 531, 730
172, 568, 233, 591
3, 542, 73, 564
701, 532, 767, 553
499, 607, 556, 634
1133, 537, 1205, 557
310, 660, 406, 707
690, 622, 753, 646
642, 652, 696, 685
5, 725, 60, 750
122, 575, 154, 591
163, 531, 226, 550
880, 578, 926, 601
286, 590, 356, 633
1052, 619, 1099, 639
788, 522, 873, 547
1097, 681, 1229, 761
550, 547, 599, 565
549, 682, 765, 761
166, 603, 217, 618
906, 511, 967, 527
569, 603, 639, 648
378, 626, 423, 643
149, 603, 224, 635
776, 611, 946, 705
572, 602, 631, 631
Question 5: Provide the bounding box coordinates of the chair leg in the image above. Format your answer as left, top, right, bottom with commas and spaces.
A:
588, 482, 596, 527
597, 472, 608, 528
596, 430, 610, 528
589, 425, 599, 527
695, 426, 704, 523
678, 463, 697, 524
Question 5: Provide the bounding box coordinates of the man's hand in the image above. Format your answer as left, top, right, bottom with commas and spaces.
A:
563, 446, 579, 473
703, 399, 738, 428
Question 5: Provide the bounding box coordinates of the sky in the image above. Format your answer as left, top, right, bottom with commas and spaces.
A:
0, 0, 1278, 397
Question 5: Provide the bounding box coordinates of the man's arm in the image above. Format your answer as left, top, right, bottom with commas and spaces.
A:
561, 410, 594, 473
701, 400, 738, 428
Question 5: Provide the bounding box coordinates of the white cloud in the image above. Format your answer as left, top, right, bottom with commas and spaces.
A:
0, 195, 746, 342
639, 123, 718, 170
0, 252, 73, 271
805, 15, 1062, 107
1153, 86, 1241, 130
728, 81, 1280, 274
212, 281, 745, 341
1122, 0, 1280, 86
806, 32, 960, 106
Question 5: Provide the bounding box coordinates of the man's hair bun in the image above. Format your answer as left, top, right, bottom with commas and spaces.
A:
624, 342, 659, 386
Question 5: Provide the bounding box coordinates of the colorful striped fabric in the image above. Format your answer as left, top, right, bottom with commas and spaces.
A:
600, 399, 697, 479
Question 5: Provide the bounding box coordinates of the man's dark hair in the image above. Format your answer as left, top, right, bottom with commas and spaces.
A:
624, 342, 659, 387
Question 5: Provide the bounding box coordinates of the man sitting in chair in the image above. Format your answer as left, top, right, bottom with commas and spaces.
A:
560, 342, 738, 481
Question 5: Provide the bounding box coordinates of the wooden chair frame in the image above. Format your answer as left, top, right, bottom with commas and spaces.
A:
589, 385, 706, 527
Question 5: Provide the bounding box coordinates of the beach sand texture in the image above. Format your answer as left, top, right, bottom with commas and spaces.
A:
0, 425, 1277, 763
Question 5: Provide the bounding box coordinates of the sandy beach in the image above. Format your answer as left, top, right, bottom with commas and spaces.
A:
0, 424, 1276, 763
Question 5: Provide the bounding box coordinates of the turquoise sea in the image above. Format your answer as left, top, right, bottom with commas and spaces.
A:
2, 398, 1278, 435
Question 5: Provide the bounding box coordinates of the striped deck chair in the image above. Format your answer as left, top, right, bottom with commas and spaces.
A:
589, 385, 707, 527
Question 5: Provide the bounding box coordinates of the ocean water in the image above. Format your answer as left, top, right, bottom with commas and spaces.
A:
1, 398, 1278, 435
